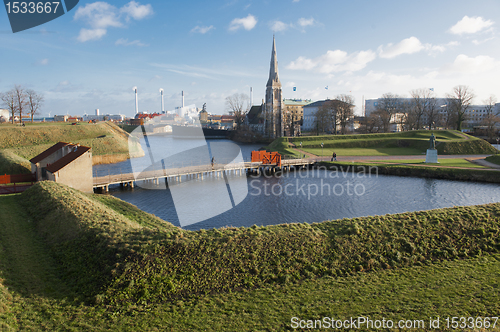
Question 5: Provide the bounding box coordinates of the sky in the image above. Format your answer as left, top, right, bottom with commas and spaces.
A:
1, 0, 500, 117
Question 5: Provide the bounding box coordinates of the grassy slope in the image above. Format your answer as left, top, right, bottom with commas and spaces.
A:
18, 182, 500, 306
271, 130, 498, 156
321, 161, 500, 183
486, 154, 500, 165
1, 184, 500, 330
265, 137, 303, 158
0, 122, 143, 174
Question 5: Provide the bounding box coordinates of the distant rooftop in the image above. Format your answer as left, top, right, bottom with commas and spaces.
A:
283, 99, 312, 106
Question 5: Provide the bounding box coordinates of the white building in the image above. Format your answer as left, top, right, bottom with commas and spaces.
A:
301, 100, 328, 132
0, 109, 9, 122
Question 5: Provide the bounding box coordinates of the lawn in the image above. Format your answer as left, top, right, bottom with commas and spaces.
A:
304, 147, 426, 156
282, 130, 498, 156
486, 154, 500, 166
369, 158, 489, 168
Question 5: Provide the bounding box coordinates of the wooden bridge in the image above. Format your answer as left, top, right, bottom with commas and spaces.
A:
93, 158, 321, 192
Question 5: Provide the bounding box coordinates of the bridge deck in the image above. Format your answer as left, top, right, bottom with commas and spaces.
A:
93, 158, 319, 188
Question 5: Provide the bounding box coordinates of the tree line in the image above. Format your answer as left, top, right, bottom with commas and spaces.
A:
0, 85, 44, 124
313, 94, 355, 135
362, 85, 499, 139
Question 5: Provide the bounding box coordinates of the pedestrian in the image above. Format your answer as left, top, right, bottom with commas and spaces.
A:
332, 152, 337, 161
211, 157, 215, 169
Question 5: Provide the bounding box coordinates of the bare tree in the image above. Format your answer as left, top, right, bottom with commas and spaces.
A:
446, 85, 475, 130
0, 89, 17, 124
26, 89, 44, 122
225, 93, 249, 129
408, 88, 440, 130
13, 85, 28, 123
365, 110, 385, 133
408, 89, 427, 130
335, 94, 355, 134
425, 96, 439, 130
376, 93, 401, 132
481, 95, 499, 140
314, 104, 332, 135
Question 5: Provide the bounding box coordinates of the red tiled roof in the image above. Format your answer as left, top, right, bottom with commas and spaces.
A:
45, 146, 91, 173
29, 142, 71, 164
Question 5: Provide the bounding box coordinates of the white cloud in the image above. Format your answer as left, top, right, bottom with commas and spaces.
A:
191, 25, 215, 34
115, 38, 148, 47
287, 49, 376, 73
271, 20, 290, 32
298, 17, 315, 27
449, 16, 494, 35
441, 54, 499, 74
74, 1, 153, 42
378, 37, 424, 59
77, 28, 107, 42
229, 14, 257, 31
74, 2, 122, 29
120, 1, 153, 20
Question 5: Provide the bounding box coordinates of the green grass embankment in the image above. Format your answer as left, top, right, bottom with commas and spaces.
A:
264, 138, 303, 158
320, 161, 500, 183
0, 150, 31, 174
278, 130, 498, 156
19, 181, 500, 307
1, 182, 500, 330
486, 154, 500, 165
0, 122, 143, 173
369, 158, 487, 168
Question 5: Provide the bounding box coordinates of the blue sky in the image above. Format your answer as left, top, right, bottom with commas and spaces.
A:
1, 0, 500, 117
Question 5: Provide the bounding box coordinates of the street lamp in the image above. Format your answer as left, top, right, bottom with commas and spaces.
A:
321, 142, 324, 157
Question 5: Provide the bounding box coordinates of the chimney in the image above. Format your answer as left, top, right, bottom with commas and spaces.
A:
182, 91, 185, 108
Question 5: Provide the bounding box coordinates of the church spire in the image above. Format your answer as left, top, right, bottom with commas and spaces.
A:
267, 35, 281, 87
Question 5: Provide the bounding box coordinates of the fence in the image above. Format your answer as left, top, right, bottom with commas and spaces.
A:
0, 173, 36, 194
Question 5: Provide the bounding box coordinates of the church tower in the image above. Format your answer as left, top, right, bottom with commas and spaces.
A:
265, 36, 283, 138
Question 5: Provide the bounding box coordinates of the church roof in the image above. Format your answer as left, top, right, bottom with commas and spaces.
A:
247, 105, 264, 125
266, 36, 281, 88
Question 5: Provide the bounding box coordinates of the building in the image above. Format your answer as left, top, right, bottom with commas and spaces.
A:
83, 114, 125, 122
30, 142, 93, 193
246, 105, 265, 135
54, 115, 69, 122
264, 36, 283, 138
301, 100, 328, 133
283, 99, 311, 136
0, 109, 9, 122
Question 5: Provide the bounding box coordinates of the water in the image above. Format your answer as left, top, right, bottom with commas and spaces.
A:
93, 136, 262, 177
96, 135, 500, 230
